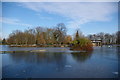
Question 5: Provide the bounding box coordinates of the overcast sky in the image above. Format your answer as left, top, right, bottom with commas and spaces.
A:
1, 2, 118, 38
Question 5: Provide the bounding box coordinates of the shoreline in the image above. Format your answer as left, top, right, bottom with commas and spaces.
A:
6, 44, 120, 47
0, 49, 85, 54
9, 44, 69, 47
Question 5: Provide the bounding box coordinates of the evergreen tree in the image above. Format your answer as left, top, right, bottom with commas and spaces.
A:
75, 30, 79, 41
2, 38, 7, 44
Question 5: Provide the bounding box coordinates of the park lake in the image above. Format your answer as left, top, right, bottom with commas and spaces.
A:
1, 45, 118, 78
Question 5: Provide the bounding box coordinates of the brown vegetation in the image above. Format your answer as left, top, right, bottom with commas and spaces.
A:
70, 30, 93, 51
7, 23, 72, 46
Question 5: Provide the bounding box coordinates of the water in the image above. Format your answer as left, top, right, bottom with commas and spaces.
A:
1, 45, 119, 78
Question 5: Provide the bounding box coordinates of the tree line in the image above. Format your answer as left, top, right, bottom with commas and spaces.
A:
1, 23, 120, 45
5, 23, 72, 45
87, 32, 120, 45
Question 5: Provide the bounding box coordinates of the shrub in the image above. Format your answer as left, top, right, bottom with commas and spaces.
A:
71, 37, 93, 51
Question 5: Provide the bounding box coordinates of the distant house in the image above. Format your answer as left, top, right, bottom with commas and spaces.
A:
91, 40, 102, 46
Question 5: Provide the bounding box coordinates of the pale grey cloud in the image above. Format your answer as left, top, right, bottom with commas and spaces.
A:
20, 2, 117, 28
35, 13, 53, 20
0, 17, 32, 27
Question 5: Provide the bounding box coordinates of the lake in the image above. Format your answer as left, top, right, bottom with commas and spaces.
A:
1, 45, 119, 78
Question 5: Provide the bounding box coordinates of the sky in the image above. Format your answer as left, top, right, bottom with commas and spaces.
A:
1, 2, 118, 38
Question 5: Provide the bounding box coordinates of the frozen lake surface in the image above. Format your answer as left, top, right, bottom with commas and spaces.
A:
1, 45, 119, 78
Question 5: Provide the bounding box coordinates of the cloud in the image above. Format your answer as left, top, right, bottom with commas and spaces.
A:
20, 2, 117, 29
35, 13, 53, 20
0, 17, 32, 27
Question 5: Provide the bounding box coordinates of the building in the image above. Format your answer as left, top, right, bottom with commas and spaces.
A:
91, 40, 102, 46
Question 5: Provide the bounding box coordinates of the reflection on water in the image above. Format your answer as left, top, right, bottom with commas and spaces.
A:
71, 52, 92, 62
8, 52, 67, 63
8, 52, 92, 63
2, 45, 118, 78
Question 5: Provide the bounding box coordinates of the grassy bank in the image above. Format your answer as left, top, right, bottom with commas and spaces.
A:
9, 44, 69, 47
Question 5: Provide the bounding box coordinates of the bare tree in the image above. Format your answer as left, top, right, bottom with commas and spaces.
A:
65, 35, 72, 44
53, 23, 67, 44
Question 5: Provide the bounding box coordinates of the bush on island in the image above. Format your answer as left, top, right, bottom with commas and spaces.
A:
70, 37, 93, 51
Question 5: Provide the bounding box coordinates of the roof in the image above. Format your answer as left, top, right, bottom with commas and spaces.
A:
91, 40, 102, 42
